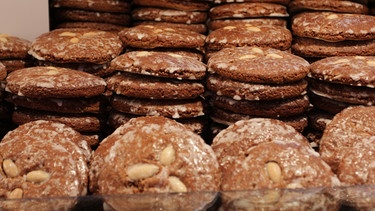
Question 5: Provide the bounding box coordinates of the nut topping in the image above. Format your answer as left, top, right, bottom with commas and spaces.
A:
127, 163, 159, 181
26, 170, 50, 183
8, 188, 23, 199
266, 161, 282, 183
70, 37, 79, 43
168, 176, 187, 192
160, 145, 176, 166
3, 159, 20, 178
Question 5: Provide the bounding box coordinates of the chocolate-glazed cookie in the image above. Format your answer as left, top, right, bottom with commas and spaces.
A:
106, 72, 205, 100
205, 24, 292, 52
221, 141, 340, 191
28, 28, 123, 64
320, 106, 375, 173
292, 12, 375, 42
207, 46, 310, 84
5, 66, 106, 98
118, 25, 206, 50
90, 116, 221, 195
110, 51, 207, 80
0, 120, 90, 198
288, 0, 369, 15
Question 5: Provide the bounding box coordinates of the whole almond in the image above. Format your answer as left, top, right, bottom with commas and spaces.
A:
3, 159, 20, 178
160, 145, 176, 166
266, 161, 282, 183
127, 163, 159, 181
26, 170, 50, 183
168, 176, 187, 193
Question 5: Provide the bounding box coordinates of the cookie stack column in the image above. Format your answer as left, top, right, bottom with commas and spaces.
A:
206, 46, 311, 137
50, 0, 131, 32
207, 0, 290, 31
0, 34, 33, 138
105, 25, 208, 135
6, 28, 124, 147
289, 4, 375, 146
131, 0, 211, 34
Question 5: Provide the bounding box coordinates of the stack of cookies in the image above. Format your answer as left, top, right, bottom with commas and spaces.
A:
0, 34, 33, 73
305, 56, 375, 145
207, 0, 290, 31
0, 63, 12, 139
105, 24, 208, 135
50, 0, 131, 32
291, 11, 375, 62
206, 46, 310, 136
131, 0, 211, 34
5, 66, 107, 147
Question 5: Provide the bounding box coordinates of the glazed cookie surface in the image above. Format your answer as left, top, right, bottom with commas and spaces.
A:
118, 25, 206, 49
221, 141, 339, 191
110, 51, 207, 80
106, 73, 205, 99
292, 12, 375, 42
5, 66, 106, 98
207, 46, 310, 84
29, 28, 123, 64
205, 25, 292, 51
0, 34, 31, 59
52, 0, 131, 13
90, 116, 221, 195
319, 106, 375, 173
207, 18, 288, 31
209, 3, 289, 20
309, 56, 375, 88
206, 74, 307, 101
288, 0, 369, 14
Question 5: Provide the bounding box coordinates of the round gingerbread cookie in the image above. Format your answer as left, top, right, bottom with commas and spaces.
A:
5, 66, 106, 98
118, 25, 206, 50
210, 94, 310, 118
220, 141, 340, 191
110, 51, 207, 80
6, 94, 104, 114
207, 18, 288, 31
309, 56, 375, 88
53, 9, 131, 26
131, 7, 208, 24
12, 108, 102, 133
209, 3, 289, 20
55, 22, 125, 33
52, 0, 131, 13
111, 95, 205, 119
308, 91, 355, 114
211, 118, 312, 173
0, 59, 33, 73
106, 72, 205, 99
210, 107, 308, 132
29, 28, 123, 64
0, 120, 90, 198
90, 116, 221, 195
132, 0, 211, 11
291, 37, 375, 59
206, 74, 307, 101
292, 12, 375, 42
0, 34, 31, 59
288, 0, 369, 14
319, 106, 375, 173
308, 79, 375, 106
207, 46, 310, 84
205, 24, 292, 52
132, 21, 207, 34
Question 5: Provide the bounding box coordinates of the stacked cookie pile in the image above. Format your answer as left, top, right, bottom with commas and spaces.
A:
207, 0, 290, 31
105, 24, 208, 135
206, 46, 310, 136
50, 0, 131, 32
289, 5, 375, 144
0, 34, 33, 139
131, 0, 211, 34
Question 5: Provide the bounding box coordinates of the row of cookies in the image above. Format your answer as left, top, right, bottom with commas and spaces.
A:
0, 105, 374, 209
